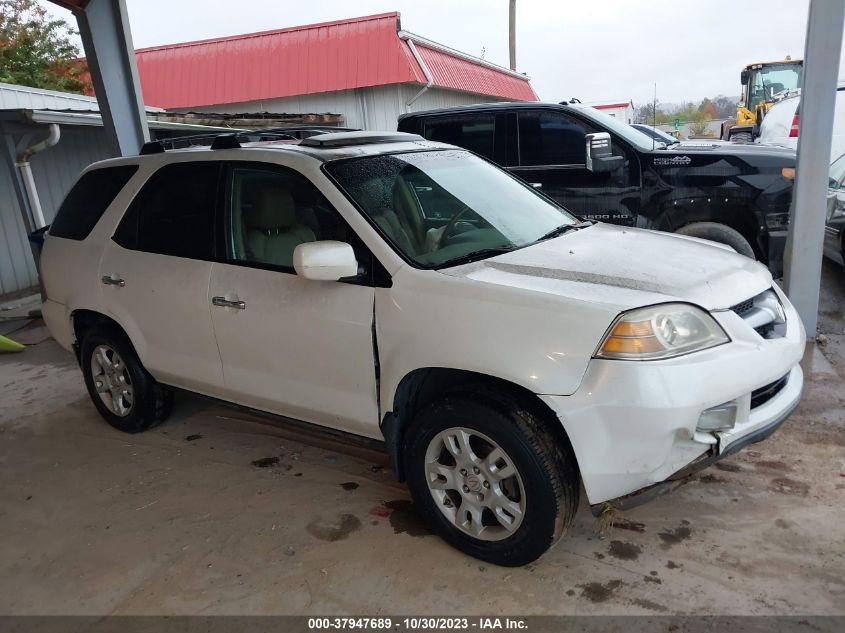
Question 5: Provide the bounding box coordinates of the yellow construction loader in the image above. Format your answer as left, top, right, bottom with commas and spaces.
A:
721, 58, 803, 142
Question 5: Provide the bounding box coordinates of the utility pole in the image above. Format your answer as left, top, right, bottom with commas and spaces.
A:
509, 0, 516, 71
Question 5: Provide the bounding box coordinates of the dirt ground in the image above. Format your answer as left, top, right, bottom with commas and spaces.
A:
0, 262, 843, 616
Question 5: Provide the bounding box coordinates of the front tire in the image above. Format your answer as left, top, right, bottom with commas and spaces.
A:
403, 392, 579, 566
81, 329, 172, 433
676, 221, 756, 259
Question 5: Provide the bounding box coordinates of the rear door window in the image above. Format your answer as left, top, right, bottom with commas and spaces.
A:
49, 165, 138, 240
423, 115, 496, 159
113, 162, 220, 260
518, 111, 590, 166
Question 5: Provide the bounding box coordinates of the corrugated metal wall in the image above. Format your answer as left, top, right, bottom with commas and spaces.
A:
0, 126, 114, 295
0, 81, 101, 111
188, 84, 510, 131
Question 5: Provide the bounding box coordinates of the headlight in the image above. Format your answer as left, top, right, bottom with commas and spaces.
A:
596, 303, 730, 360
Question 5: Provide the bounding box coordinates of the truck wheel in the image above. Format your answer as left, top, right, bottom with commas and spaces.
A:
403, 392, 579, 566
80, 328, 172, 433
676, 222, 756, 259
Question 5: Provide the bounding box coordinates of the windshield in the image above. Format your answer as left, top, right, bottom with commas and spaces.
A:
748, 63, 802, 112
571, 105, 657, 151
326, 150, 578, 268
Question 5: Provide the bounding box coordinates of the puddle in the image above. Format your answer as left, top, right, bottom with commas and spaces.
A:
608, 540, 642, 561
251, 457, 280, 468
306, 513, 361, 542
658, 522, 692, 549
769, 477, 810, 496
577, 580, 624, 603
384, 500, 431, 537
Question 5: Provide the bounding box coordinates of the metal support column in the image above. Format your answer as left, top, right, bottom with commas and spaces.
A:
783, 0, 845, 334
71, 0, 149, 156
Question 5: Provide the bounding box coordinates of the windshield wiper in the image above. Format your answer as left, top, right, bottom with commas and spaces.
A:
435, 246, 516, 269
535, 221, 591, 243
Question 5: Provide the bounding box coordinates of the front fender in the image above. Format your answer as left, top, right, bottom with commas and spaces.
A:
375, 267, 622, 411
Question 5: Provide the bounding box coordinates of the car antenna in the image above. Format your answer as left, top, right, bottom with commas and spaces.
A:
652, 82, 657, 151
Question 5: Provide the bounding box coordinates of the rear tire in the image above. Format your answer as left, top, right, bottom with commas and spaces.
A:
80, 328, 172, 433
676, 221, 756, 259
403, 392, 579, 566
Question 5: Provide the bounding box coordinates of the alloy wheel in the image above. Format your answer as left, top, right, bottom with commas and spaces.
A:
90, 344, 134, 417
424, 426, 526, 541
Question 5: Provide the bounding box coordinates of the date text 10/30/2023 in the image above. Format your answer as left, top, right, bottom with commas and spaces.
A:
307, 617, 528, 630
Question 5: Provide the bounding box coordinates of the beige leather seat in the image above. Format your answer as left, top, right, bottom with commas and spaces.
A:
244, 187, 315, 268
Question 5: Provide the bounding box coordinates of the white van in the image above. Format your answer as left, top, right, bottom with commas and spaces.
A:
756, 82, 845, 159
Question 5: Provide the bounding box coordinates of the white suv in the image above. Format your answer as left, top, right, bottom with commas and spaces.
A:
41, 131, 805, 566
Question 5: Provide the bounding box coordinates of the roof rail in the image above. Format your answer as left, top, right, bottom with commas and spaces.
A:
138, 129, 298, 155
300, 131, 423, 148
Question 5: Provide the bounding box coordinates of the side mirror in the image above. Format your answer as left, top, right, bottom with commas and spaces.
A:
740, 69, 750, 86
293, 241, 359, 281
585, 132, 624, 173
828, 191, 845, 222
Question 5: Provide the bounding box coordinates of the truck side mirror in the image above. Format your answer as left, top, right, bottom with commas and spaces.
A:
585, 133, 624, 173
740, 69, 750, 86
828, 191, 845, 222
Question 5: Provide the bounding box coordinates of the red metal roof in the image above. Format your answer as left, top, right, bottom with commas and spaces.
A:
132, 12, 537, 109
593, 102, 632, 110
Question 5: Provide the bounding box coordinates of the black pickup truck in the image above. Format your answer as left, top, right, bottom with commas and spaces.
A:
398, 102, 797, 276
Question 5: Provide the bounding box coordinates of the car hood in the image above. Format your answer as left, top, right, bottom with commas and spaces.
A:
440, 223, 773, 311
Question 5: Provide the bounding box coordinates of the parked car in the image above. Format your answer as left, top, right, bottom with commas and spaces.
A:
41, 131, 805, 566
398, 102, 797, 276
631, 123, 681, 145
826, 153, 845, 267
756, 83, 845, 160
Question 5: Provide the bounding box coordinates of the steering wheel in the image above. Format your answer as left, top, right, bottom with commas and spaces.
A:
437, 205, 477, 248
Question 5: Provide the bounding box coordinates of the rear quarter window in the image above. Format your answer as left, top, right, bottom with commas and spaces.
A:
48, 165, 139, 240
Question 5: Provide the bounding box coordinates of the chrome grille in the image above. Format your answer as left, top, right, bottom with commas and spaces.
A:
730, 298, 755, 318
730, 288, 786, 339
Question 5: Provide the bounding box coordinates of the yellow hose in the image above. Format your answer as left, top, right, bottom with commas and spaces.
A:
0, 334, 25, 353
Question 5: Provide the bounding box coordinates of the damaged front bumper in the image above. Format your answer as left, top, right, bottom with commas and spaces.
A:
540, 289, 805, 512
586, 373, 802, 515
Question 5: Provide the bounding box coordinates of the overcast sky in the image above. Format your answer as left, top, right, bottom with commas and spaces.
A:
42, 0, 840, 107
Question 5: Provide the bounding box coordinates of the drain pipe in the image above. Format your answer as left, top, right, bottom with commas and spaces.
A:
401, 33, 433, 108
16, 124, 61, 230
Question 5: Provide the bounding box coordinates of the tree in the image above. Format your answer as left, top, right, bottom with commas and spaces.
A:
712, 95, 737, 119
634, 101, 660, 125
698, 97, 717, 119
0, 0, 89, 93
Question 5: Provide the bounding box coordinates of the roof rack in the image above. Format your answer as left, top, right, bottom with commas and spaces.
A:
299, 131, 423, 148
139, 129, 299, 155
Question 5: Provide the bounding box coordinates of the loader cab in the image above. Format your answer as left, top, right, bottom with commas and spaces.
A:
740, 61, 803, 118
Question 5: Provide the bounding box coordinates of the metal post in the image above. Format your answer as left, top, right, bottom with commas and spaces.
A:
72, 0, 149, 156
783, 0, 845, 334
509, 0, 516, 71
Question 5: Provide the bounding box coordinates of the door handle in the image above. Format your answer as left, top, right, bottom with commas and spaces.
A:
530, 182, 543, 188
212, 296, 246, 310
101, 275, 125, 287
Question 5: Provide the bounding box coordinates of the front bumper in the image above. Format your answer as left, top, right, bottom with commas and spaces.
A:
587, 365, 801, 514
541, 286, 805, 508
